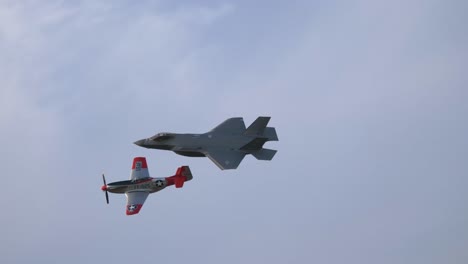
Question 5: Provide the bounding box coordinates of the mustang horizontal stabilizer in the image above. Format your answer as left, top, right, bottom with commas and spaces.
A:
166, 166, 193, 188
205, 150, 246, 170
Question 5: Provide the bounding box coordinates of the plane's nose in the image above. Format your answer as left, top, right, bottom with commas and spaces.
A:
134, 139, 146, 147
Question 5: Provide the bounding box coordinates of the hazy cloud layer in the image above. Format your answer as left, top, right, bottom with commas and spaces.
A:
1, 1, 467, 263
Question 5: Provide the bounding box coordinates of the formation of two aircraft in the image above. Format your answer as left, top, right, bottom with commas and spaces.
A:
101, 116, 278, 215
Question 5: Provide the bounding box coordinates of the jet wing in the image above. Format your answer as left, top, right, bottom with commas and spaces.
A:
125, 191, 149, 215
130, 157, 150, 181
204, 150, 246, 170
210, 117, 246, 133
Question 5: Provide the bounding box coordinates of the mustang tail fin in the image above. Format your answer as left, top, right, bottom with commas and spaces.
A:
166, 166, 192, 188
252, 148, 277, 160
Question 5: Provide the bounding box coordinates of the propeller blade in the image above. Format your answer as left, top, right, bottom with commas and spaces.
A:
102, 173, 109, 204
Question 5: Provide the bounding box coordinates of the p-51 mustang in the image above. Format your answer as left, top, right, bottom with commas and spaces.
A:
101, 157, 192, 215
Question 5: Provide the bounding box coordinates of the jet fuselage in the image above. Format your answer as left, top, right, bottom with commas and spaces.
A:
134, 132, 255, 157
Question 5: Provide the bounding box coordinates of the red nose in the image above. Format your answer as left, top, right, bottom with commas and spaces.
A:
101, 185, 107, 191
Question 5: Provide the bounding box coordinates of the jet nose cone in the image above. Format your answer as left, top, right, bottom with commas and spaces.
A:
134, 139, 146, 147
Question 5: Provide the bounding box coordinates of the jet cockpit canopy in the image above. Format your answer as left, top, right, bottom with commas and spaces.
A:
150, 132, 174, 142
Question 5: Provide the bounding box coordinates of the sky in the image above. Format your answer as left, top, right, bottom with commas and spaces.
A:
1, 0, 467, 263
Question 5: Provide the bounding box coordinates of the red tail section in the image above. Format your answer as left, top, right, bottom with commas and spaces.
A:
165, 166, 193, 188
174, 177, 184, 188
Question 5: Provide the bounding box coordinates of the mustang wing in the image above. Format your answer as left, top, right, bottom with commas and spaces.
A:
130, 157, 150, 181
125, 191, 149, 215
204, 150, 246, 170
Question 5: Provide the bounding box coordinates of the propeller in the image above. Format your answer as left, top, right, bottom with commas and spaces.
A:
102, 173, 109, 204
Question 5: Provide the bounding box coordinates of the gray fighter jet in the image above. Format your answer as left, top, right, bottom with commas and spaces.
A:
134, 116, 278, 170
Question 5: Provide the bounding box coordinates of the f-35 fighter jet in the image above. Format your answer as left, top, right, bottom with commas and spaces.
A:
134, 116, 278, 170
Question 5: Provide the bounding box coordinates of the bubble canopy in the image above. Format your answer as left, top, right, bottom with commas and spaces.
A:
150, 132, 175, 142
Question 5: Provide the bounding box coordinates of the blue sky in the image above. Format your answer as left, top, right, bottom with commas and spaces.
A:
1, 1, 467, 263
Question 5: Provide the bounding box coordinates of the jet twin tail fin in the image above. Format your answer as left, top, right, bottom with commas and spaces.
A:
244, 117, 278, 141
263, 127, 278, 141
245, 116, 270, 136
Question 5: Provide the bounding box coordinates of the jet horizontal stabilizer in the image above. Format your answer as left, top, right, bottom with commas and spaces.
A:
240, 138, 268, 151
252, 148, 277, 160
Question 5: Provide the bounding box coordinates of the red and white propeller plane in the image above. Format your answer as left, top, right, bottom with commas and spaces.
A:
101, 157, 192, 215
